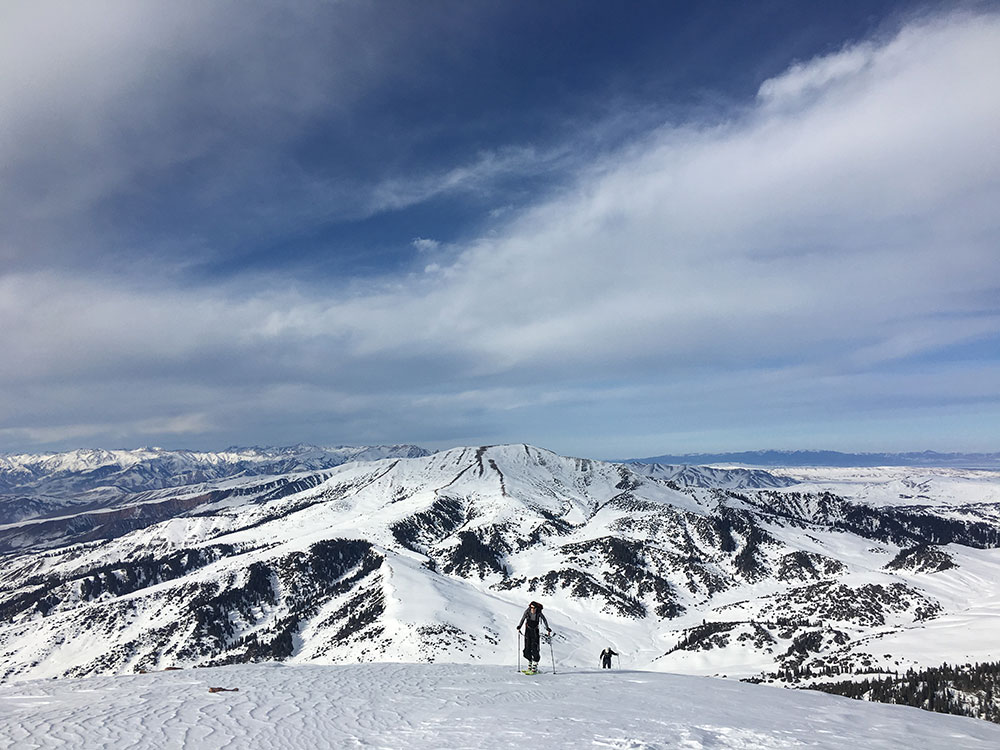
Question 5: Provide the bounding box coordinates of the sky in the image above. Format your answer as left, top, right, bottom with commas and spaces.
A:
1, 0, 999, 459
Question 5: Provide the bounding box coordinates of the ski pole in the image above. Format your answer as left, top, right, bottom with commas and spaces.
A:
548, 632, 556, 675
517, 630, 522, 673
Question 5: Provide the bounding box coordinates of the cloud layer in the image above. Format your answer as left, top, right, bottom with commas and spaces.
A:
1, 7, 998, 456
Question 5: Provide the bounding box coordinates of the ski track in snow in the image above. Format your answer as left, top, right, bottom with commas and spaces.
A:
2, 663, 998, 750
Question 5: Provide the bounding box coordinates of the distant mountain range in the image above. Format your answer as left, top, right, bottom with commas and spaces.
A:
0, 444, 431, 525
0, 444, 431, 498
625, 449, 1000, 469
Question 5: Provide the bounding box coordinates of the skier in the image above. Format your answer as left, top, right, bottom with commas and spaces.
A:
517, 600, 551, 674
600, 646, 618, 669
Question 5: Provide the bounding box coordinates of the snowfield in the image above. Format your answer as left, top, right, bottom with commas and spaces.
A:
3, 662, 999, 750
769, 466, 1000, 508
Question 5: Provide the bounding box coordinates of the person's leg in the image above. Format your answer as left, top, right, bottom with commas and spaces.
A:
527, 630, 540, 668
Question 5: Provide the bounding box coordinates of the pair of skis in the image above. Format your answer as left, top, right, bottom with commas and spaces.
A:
517, 630, 557, 675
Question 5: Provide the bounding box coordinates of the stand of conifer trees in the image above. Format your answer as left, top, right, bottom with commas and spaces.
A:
812, 661, 1000, 724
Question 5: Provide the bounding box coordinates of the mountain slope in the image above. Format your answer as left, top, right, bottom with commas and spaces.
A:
1, 444, 998, 713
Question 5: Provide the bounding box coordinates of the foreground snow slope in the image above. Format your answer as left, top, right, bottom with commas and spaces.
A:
2, 662, 998, 750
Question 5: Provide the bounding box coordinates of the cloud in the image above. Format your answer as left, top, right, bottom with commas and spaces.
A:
407, 12, 1000, 369
412, 238, 441, 253
1, 10, 998, 453
267, 12, 1000, 412
0, 2, 530, 276
756, 43, 876, 105
365, 146, 568, 215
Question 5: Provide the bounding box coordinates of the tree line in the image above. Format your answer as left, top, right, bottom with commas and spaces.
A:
812, 661, 1000, 724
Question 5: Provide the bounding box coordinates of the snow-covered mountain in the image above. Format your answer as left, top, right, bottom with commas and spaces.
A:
0, 444, 430, 523
3, 662, 999, 749
1, 444, 999, 724
625, 462, 796, 489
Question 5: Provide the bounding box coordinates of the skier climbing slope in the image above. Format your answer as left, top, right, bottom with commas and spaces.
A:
517, 600, 551, 675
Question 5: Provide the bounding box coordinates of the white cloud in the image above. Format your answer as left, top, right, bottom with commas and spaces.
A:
391, 12, 1000, 372
412, 238, 441, 252
756, 44, 875, 105
362, 146, 569, 218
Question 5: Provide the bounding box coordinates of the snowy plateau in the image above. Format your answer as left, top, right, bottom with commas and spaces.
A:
2, 444, 1000, 747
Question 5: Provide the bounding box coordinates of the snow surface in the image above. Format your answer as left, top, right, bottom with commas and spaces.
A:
2, 662, 998, 750
770, 466, 1000, 508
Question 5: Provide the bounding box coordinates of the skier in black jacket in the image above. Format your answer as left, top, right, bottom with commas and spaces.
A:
600, 647, 618, 669
517, 600, 551, 674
